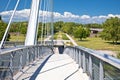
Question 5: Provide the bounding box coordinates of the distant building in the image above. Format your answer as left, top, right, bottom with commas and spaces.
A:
90, 28, 103, 37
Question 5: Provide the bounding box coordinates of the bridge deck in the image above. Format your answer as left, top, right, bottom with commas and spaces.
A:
14, 50, 89, 80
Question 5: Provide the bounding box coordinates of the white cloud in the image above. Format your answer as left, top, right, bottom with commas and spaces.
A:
98, 15, 107, 19
63, 12, 79, 18
0, 9, 120, 24
80, 15, 90, 19
54, 12, 63, 18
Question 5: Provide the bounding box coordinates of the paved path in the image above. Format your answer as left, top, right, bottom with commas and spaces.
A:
44, 36, 52, 41
14, 34, 89, 80
14, 53, 89, 80
35, 54, 89, 80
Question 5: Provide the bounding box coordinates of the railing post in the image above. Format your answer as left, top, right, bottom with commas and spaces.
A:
19, 50, 23, 72
99, 60, 104, 80
34, 47, 36, 60
70, 48, 72, 57
10, 53, 13, 80
37, 46, 39, 58
73, 48, 75, 60
79, 50, 81, 67
76, 49, 79, 64
89, 55, 92, 80
26, 48, 29, 65
74, 48, 76, 61
72, 48, 74, 59
83, 52, 86, 72
38, 46, 40, 58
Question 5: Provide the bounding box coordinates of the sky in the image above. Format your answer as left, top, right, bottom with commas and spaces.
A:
0, 0, 120, 24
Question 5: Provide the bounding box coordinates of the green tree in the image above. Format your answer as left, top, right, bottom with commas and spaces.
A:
100, 17, 120, 44
0, 21, 10, 41
84, 23, 102, 28
73, 26, 90, 40
20, 22, 28, 35
62, 22, 80, 35
37, 22, 42, 40
54, 21, 64, 33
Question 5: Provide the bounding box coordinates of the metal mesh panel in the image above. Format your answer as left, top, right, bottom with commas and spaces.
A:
0, 46, 53, 79
62, 46, 120, 80
104, 63, 120, 80
92, 56, 100, 80
85, 53, 89, 73
12, 51, 21, 74
0, 53, 11, 79
81, 51, 83, 68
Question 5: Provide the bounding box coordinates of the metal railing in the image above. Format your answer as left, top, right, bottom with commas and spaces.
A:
0, 45, 54, 80
64, 46, 120, 80
1, 41, 54, 48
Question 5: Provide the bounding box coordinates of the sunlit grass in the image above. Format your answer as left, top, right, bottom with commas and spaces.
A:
61, 33, 69, 40
74, 37, 120, 51
10, 34, 25, 41
54, 32, 69, 40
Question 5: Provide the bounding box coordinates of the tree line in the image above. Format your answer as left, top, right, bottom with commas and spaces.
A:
0, 16, 120, 44
100, 17, 120, 44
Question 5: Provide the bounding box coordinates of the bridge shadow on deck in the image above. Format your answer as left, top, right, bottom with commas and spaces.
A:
29, 54, 53, 80
28, 53, 82, 80
29, 54, 79, 80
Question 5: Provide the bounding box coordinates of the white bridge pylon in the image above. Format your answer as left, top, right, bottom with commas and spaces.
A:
25, 0, 40, 46
0, 0, 53, 48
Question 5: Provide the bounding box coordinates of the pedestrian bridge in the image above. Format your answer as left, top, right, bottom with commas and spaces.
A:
0, 42, 120, 80
0, 0, 120, 80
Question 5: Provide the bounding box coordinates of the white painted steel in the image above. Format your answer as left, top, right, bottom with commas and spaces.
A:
0, 0, 20, 49
25, 0, 40, 46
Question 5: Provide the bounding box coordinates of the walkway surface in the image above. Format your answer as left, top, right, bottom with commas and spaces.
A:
14, 49, 89, 80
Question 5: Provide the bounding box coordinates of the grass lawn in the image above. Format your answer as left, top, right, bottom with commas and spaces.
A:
61, 33, 69, 40
10, 34, 25, 41
10, 33, 46, 42
54, 33, 58, 40
74, 37, 120, 51
54, 32, 69, 40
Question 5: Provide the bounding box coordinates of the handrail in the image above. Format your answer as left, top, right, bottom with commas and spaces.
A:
64, 46, 120, 80
76, 46, 120, 69
0, 45, 54, 79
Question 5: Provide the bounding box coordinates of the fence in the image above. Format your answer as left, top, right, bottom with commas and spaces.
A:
1, 41, 54, 48
64, 46, 120, 80
0, 45, 54, 80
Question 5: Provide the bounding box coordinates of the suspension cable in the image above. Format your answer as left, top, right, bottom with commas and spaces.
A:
44, 0, 47, 40
0, 0, 21, 49
40, 0, 53, 45
47, 0, 51, 38
41, 0, 46, 45
4, 0, 11, 11
35, 0, 42, 45
50, 0, 54, 46
40, 0, 44, 45
16, 0, 28, 43
44, 0, 51, 45
37, 0, 43, 44
46, 0, 50, 39
43, 0, 47, 45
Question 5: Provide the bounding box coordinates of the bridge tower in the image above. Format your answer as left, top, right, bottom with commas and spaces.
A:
25, 0, 40, 46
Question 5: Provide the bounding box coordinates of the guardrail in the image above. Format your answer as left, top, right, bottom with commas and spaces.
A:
1, 41, 54, 48
1, 41, 63, 48
64, 46, 120, 80
0, 45, 54, 80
